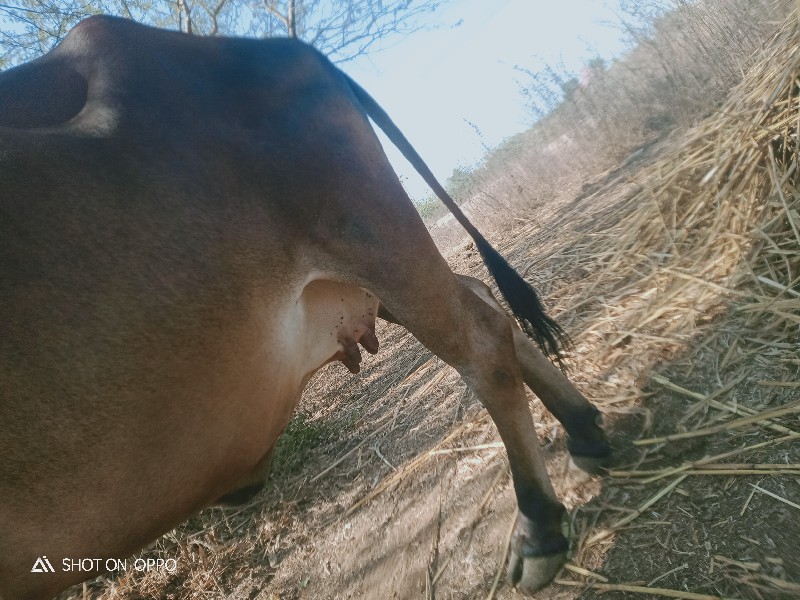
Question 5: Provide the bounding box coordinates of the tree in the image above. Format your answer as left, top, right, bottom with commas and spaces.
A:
515, 63, 576, 119
0, 0, 444, 67
445, 165, 476, 201
254, 1, 443, 62
559, 76, 580, 102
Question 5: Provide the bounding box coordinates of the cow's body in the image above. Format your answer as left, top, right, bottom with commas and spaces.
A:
0, 17, 609, 600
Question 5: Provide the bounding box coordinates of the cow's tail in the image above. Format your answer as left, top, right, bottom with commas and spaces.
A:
343, 73, 568, 365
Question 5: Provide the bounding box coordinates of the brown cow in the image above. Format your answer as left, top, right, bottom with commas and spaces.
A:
0, 16, 610, 600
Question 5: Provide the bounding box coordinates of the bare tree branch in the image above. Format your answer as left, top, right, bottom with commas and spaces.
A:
177, 0, 194, 34
262, 0, 290, 29
287, 0, 296, 37
0, 0, 445, 66
198, 0, 228, 35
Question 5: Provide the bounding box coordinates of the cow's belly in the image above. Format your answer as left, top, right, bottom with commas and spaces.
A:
223, 278, 380, 489
250, 277, 381, 430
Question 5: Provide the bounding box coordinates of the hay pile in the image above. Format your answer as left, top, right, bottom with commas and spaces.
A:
551, 19, 800, 371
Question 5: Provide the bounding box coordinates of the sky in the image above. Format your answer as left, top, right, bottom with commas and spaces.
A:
343, 0, 633, 200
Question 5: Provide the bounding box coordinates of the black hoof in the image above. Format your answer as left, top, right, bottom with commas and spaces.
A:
506, 508, 569, 595
567, 438, 612, 475
507, 549, 567, 594
566, 405, 612, 475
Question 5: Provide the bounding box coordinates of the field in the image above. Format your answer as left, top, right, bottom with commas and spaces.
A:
61, 2, 799, 599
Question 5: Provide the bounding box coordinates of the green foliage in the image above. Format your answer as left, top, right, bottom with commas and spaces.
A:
560, 77, 580, 102
414, 195, 440, 220
271, 412, 339, 476
412, 166, 476, 221
445, 165, 476, 201
587, 56, 606, 72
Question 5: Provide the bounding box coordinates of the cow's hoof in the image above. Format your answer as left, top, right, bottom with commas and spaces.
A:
564, 407, 612, 475
567, 434, 611, 475
568, 447, 611, 475
506, 549, 567, 594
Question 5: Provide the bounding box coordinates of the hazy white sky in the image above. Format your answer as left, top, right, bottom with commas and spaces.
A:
344, 0, 632, 200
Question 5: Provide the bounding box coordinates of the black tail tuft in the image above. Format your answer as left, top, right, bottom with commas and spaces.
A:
474, 236, 570, 368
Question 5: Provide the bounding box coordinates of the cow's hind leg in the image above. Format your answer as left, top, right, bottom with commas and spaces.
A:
510, 327, 610, 473
380, 277, 610, 473
454, 275, 611, 473
372, 273, 571, 593
304, 99, 582, 591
